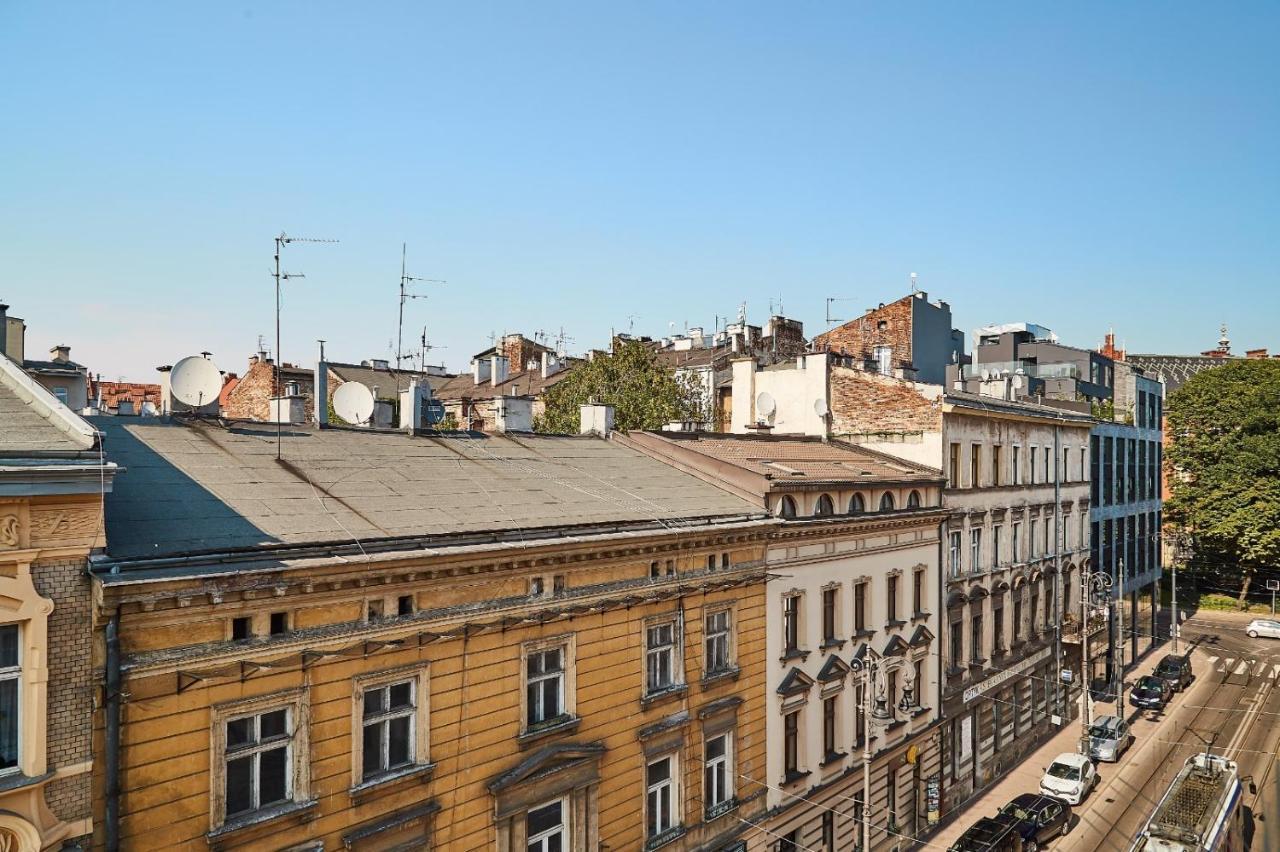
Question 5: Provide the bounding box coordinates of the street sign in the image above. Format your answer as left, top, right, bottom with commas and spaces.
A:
1267, 580, 1279, 592
1060, 668, 1074, 683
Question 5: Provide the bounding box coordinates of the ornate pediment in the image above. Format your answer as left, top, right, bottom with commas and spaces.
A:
486, 741, 605, 794
816, 654, 851, 683
882, 634, 910, 657
908, 624, 934, 648
776, 666, 815, 697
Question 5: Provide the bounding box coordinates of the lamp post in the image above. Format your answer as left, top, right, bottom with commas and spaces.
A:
850, 650, 918, 852
1080, 568, 1113, 755
1173, 533, 1194, 653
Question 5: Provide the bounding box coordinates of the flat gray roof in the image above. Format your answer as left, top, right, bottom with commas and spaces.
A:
96, 419, 762, 561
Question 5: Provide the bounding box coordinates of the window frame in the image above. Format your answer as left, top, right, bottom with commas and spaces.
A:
0, 624, 20, 776
210, 689, 310, 830
704, 606, 734, 675
526, 797, 567, 852
520, 634, 577, 735
646, 752, 680, 840
703, 731, 734, 817
644, 613, 684, 696
782, 593, 802, 653
351, 666, 431, 789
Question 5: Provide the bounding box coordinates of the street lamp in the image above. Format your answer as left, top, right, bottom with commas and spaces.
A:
1080, 568, 1113, 755
1173, 532, 1194, 653
851, 650, 918, 852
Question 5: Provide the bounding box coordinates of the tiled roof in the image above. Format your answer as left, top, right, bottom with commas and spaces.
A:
1125, 354, 1232, 395
434, 363, 579, 401
95, 419, 762, 561
327, 362, 453, 401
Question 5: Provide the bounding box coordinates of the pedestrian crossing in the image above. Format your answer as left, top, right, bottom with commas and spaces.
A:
1202, 655, 1280, 679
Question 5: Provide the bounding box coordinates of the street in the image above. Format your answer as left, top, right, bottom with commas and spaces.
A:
933, 609, 1280, 851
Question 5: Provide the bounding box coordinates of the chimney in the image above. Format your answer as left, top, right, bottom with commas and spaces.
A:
314, 341, 329, 426
579, 403, 615, 437
495, 396, 534, 433
50, 344, 70, 363
490, 354, 509, 387
249, 354, 260, 367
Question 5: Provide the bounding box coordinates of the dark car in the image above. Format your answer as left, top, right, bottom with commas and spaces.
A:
995, 793, 1072, 849
947, 816, 1026, 852
1154, 654, 1194, 691
1130, 674, 1175, 709
1088, 677, 1117, 702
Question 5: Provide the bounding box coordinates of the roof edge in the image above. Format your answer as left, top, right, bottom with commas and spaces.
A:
0, 355, 97, 451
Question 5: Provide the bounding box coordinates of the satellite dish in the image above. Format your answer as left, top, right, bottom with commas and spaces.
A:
1011, 375, 1024, 391
333, 382, 376, 425
170, 355, 223, 408
980, 368, 990, 382
756, 392, 776, 418
814, 398, 830, 417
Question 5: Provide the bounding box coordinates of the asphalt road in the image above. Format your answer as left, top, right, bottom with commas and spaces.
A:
1050, 610, 1280, 851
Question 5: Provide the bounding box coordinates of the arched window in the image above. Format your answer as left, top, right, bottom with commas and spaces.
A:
814, 494, 834, 517
879, 492, 895, 512
779, 495, 797, 519
849, 493, 866, 514
907, 490, 922, 509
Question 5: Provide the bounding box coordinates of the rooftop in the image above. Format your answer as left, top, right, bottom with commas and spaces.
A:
94, 418, 763, 563
0, 355, 98, 454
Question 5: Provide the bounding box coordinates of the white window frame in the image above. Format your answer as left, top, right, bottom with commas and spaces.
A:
0, 624, 20, 776
526, 797, 567, 852
991, 524, 1003, 569
211, 689, 309, 829
351, 666, 430, 788
646, 753, 680, 840
874, 345, 892, 376
521, 635, 576, 734
704, 607, 733, 674
704, 731, 734, 816
1012, 521, 1022, 563
1030, 519, 1038, 559
970, 528, 982, 573
949, 531, 962, 577
645, 614, 684, 695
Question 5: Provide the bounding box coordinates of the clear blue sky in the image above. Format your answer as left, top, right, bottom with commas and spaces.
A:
3, 2, 1277, 381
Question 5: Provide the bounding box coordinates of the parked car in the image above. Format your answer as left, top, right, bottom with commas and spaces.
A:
1088, 715, 1134, 762
1154, 653, 1194, 691
1130, 674, 1175, 710
1088, 677, 1117, 702
1039, 752, 1098, 805
947, 816, 1027, 852
1246, 618, 1280, 639
995, 793, 1072, 849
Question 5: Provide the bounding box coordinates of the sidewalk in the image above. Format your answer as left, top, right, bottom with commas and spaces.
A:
927, 644, 1215, 851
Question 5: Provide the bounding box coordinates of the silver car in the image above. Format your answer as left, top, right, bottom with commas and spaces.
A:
1088, 715, 1133, 763
1247, 619, 1280, 639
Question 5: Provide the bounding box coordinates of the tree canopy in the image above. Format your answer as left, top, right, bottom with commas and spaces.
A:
1165, 359, 1280, 604
535, 341, 707, 434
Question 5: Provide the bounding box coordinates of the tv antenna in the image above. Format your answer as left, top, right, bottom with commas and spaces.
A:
554, 326, 575, 357
769, 296, 785, 316
272, 231, 337, 459
825, 296, 857, 328
418, 326, 446, 373
627, 314, 640, 334
396, 243, 445, 377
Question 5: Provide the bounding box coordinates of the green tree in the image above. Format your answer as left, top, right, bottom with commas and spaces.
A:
1165, 359, 1280, 607
535, 341, 705, 433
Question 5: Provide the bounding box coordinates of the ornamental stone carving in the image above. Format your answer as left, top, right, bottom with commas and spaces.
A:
0, 516, 18, 549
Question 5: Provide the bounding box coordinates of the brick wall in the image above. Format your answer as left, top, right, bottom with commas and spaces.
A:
33, 557, 92, 825
222, 360, 316, 421
829, 367, 941, 436
762, 317, 807, 359
812, 294, 914, 371
501, 335, 552, 375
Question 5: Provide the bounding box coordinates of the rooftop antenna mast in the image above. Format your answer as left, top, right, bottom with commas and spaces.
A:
396, 243, 445, 375
272, 231, 337, 459
910, 272, 919, 293
554, 326, 575, 357
825, 296, 857, 328
418, 327, 446, 374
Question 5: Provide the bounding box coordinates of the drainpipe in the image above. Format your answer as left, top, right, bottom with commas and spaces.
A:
105, 610, 122, 852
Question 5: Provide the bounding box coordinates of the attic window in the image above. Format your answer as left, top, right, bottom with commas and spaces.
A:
231, 617, 251, 641
877, 320, 888, 331
269, 612, 289, 635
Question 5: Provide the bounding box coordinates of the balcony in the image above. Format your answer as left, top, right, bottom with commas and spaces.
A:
1060, 610, 1107, 643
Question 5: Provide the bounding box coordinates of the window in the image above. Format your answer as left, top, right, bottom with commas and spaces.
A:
397, 595, 415, 616
779, 829, 799, 852
949, 442, 961, 488
1081, 447, 1088, 483
907, 489, 922, 509
721, 552, 730, 569
360, 679, 417, 781
822, 588, 838, 643
970, 444, 980, 488
0, 626, 18, 771
1043, 520, 1050, 556
704, 733, 733, 815
887, 575, 899, 623
366, 599, 385, 621
779, 495, 797, 519
992, 524, 1003, 568
529, 577, 546, 597
822, 811, 835, 851
914, 659, 924, 705
887, 669, 899, 710
992, 606, 1004, 652
992, 445, 1002, 486
874, 345, 892, 375
949, 531, 962, 576
1062, 448, 1070, 483
849, 493, 865, 513
707, 554, 716, 571
1013, 598, 1023, 642
823, 696, 838, 758
705, 609, 732, 673
1030, 447, 1038, 484
53, 387, 69, 405
1030, 589, 1039, 634
1013, 446, 1022, 484
223, 707, 293, 820
269, 612, 288, 636
1044, 450, 1050, 485
783, 710, 801, 775
854, 582, 867, 632
1029, 520, 1038, 559
646, 619, 681, 694
665, 560, 675, 577
783, 595, 801, 653
879, 492, 895, 511
526, 645, 566, 727
970, 614, 983, 663
950, 620, 963, 670
970, 528, 982, 573
913, 568, 924, 614
231, 617, 251, 641
815, 494, 835, 517
527, 800, 565, 852
646, 754, 678, 839
886, 767, 898, 829
853, 683, 866, 745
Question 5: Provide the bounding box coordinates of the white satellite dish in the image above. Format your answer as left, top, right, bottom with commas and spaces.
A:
170, 355, 223, 408
333, 381, 376, 425
980, 368, 990, 382
1011, 375, 1024, 391
814, 398, 830, 417
756, 392, 776, 419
